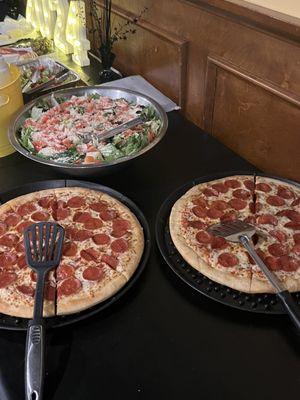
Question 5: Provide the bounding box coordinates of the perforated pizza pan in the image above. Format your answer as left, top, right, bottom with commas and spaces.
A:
0, 180, 151, 331
155, 171, 300, 314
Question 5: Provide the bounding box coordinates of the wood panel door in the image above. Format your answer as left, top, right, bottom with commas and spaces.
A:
204, 56, 300, 181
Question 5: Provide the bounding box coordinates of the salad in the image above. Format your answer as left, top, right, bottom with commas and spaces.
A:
18, 93, 162, 165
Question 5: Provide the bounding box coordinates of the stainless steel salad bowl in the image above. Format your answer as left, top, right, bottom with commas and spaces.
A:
8, 86, 168, 176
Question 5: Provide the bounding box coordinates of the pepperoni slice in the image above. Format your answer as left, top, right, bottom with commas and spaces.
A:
284, 222, 300, 230
243, 179, 254, 191
268, 243, 288, 257
72, 229, 92, 242
292, 198, 300, 206
112, 219, 131, 232
38, 196, 53, 208
277, 186, 294, 200
45, 283, 55, 301
232, 189, 250, 200
266, 196, 285, 207
279, 256, 299, 272
57, 264, 75, 281
257, 214, 277, 226
58, 277, 82, 297
100, 210, 118, 221
17, 284, 35, 297
82, 266, 104, 281
84, 218, 103, 230
111, 229, 127, 238
192, 198, 207, 207
111, 238, 128, 253
256, 182, 271, 192
218, 253, 238, 268
0, 271, 17, 288
15, 241, 25, 253
202, 188, 218, 197
51, 200, 67, 211
31, 211, 50, 222
0, 234, 19, 248
93, 233, 110, 245
89, 201, 108, 213
67, 196, 85, 208
80, 248, 100, 262
211, 236, 228, 250
30, 271, 37, 282
192, 206, 207, 218
187, 220, 205, 229
17, 202, 36, 217
196, 230, 212, 244
211, 183, 228, 193
52, 208, 70, 221
207, 208, 223, 219
16, 221, 32, 234
4, 213, 21, 227
0, 252, 17, 267
0, 222, 7, 236
63, 242, 77, 257
73, 212, 91, 223
101, 254, 118, 269
293, 233, 300, 244
17, 255, 27, 269
229, 198, 247, 210
277, 210, 300, 223
220, 211, 237, 222
292, 244, 300, 255
265, 256, 281, 271
211, 200, 228, 211
225, 179, 241, 189
270, 230, 287, 243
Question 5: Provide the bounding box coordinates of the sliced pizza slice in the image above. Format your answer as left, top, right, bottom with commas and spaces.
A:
250, 176, 300, 292
56, 259, 127, 315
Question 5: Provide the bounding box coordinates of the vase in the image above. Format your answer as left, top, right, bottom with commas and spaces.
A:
99, 48, 122, 83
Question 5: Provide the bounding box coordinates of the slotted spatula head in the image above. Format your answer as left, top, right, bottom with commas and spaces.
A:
207, 220, 256, 243
24, 222, 65, 271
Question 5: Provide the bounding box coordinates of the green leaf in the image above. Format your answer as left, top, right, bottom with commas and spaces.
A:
19, 127, 35, 152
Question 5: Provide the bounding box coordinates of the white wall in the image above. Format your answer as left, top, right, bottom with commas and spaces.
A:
244, 0, 300, 18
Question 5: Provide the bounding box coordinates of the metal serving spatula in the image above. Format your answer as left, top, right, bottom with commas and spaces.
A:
24, 222, 65, 400
208, 220, 300, 332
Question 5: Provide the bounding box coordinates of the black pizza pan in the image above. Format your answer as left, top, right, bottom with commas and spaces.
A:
155, 171, 300, 314
0, 180, 151, 331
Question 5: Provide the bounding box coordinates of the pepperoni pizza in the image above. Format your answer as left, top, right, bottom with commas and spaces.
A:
169, 175, 300, 293
0, 188, 144, 318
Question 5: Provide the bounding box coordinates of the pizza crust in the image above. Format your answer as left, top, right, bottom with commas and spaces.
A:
57, 270, 127, 315
0, 297, 54, 318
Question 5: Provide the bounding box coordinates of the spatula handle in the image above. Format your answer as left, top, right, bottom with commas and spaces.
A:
277, 291, 300, 333
25, 322, 45, 400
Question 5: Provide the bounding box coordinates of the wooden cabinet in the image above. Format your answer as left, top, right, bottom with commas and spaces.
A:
90, 1, 300, 180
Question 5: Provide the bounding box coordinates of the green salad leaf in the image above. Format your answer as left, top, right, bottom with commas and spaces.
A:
19, 127, 35, 152
101, 143, 124, 161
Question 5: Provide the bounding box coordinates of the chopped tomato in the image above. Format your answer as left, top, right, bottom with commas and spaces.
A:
62, 138, 74, 148
32, 141, 47, 151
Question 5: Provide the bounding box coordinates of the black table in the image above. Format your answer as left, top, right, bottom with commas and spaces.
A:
0, 112, 299, 400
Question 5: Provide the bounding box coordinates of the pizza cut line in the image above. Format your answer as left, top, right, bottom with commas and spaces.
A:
0, 187, 144, 318
169, 175, 300, 293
